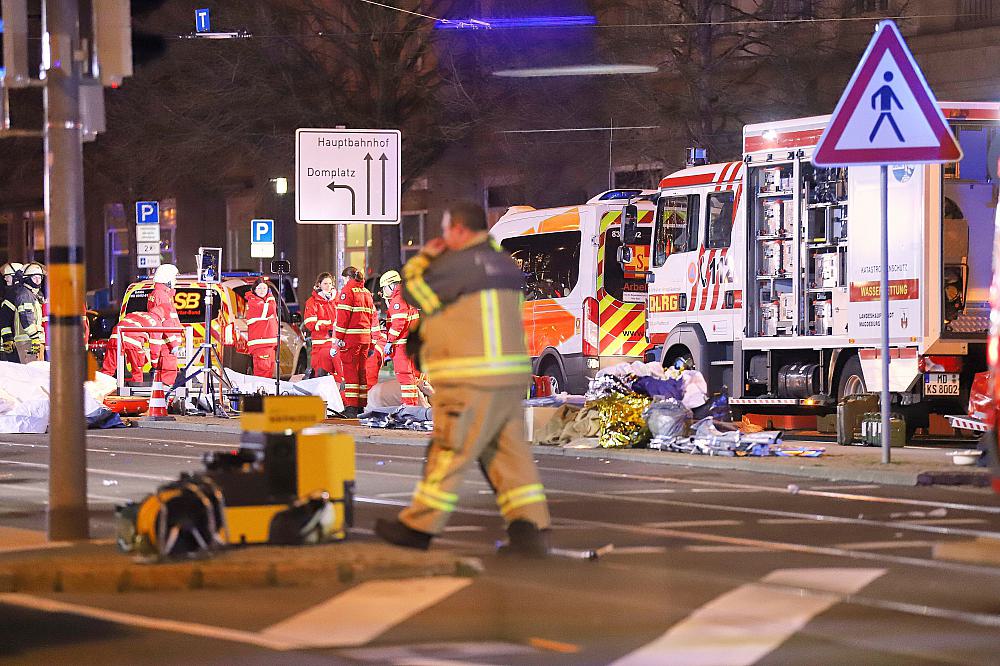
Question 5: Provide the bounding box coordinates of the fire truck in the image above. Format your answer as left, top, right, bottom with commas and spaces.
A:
629, 102, 1000, 430
492, 191, 655, 394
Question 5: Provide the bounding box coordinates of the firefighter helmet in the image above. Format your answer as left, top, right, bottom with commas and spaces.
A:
22, 262, 45, 290
0, 262, 23, 286
153, 263, 179, 286
379, 270, 401, 289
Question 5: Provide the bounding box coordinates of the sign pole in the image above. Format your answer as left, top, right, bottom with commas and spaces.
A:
880, 165, 891, 463
44, 0, 89, 541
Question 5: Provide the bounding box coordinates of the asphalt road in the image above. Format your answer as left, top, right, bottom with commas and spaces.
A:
3, 427, 1000, 665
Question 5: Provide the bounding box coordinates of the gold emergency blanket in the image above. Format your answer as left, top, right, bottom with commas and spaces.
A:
592, 392, 652, 449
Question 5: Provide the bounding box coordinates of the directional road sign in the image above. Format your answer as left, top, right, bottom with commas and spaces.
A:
813, 20, 961, 166
137, 254, 161, 269
135, 201, 159, 224
251, 219, 275, 259
136, 242, 160, 255
295, 128, 402, 224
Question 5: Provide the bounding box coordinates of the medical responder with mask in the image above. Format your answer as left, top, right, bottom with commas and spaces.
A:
147, 264, 182, 385
2, 263, 45, 363
333, 266, 377, 418
304, 272, 340, 378
380, 269, 422, 406
0, 263, 23, 362
102, 310, 161, 382
375, 202, 551, 557
245, 277, 279, 378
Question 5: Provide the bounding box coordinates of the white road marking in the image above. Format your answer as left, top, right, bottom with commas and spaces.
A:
644, 520, 742, 528
601, 546, 669, 556
835, 540, 937, 551
0, 593, 299, 651
903, 518, 987, 526
260, 577, 472, 648
342, 641, 536, 663
0, 459, 171, 482
612, 568, 885, 666
0, 482, 124, 503
684, 545, 772, 553
757, 518, 823, 525
606, 488, 677, 495
689, 488, 760, 494
808, 484, 879, 490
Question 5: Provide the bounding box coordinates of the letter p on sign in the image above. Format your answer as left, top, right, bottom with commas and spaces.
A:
252, 219, 274, 243
136, 201, 159, 225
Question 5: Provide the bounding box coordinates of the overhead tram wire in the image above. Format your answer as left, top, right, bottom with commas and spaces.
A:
159, 11, 984, 39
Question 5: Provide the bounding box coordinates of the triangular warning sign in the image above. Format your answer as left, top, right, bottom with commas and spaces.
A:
813, 20, 962, 166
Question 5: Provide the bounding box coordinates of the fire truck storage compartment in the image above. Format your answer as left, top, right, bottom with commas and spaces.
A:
749, 160, 799, 338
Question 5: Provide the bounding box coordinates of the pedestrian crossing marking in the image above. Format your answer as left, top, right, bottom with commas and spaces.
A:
612, 567, 885, 666
259, 576, 472, 648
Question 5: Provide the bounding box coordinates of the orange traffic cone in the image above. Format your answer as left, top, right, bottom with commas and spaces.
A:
144, 378, 175, 422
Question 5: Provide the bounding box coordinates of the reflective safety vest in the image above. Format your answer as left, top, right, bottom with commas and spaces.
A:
303, 290, 337, 350
386, 285, 419, 347
3, 285, 43, 346
114, 311, 161, 349
404, 234, 531, 388
245, 290, 278, 353
334, 278, 377, 346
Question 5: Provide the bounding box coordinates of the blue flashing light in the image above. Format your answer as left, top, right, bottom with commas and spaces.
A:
435, 15, 597, 30
598, 190, 644, 201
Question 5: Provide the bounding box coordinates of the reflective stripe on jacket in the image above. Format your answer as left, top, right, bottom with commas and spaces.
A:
147, 283, 182, 349
334, 279, 376, 346
404, 234, 530, 388
303, 290, 337, 349
386, 285, 418, 345
245, 291, 279, 352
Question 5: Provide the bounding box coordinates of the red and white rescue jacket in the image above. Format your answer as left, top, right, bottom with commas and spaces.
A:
147, 282, 181, 352
385, 285, 419, 348
304, 289, 337, 352
245, 289, 278, 355
334, 278, 377, 346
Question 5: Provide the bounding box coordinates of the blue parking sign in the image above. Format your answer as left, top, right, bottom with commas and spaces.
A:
252, 219, 274, 243
135, 201, 159, 225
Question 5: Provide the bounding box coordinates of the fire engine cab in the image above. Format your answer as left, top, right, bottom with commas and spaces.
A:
632, 102, 1000, 430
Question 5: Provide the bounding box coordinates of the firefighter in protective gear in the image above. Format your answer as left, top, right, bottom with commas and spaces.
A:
334, 266, 378, 417
304, 272, 340, 378
380, 269, 422, 406
102, 311, 161, 382
148, 264, 182, 385
24, 262, 47, 358
374, 202, 550, 557
1, 263, 45, 363
0, 263, 23, 362
245, 278, 279, 378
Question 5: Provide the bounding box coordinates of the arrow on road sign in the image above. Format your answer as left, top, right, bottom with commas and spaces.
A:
380, 154, 388, 216
327, 181, 356, 216
813, 20, 961, 166
364, 153, 373, 215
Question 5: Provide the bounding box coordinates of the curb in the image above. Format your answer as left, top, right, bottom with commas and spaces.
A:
0, 541, 478, 594
135, 420, 991, 488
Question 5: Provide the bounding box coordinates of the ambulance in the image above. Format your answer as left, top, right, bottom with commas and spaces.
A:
491, 191, 655, 394
632, 102, 1000, 431
120, 273, 309, 380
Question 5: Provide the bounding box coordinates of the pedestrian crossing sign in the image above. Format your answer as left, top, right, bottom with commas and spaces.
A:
813, 20, 961, 167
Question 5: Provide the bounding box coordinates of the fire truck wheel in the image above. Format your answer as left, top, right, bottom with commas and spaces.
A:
539, 361, 566, 394
663, 346, 695, 371
837, 355, 866, 400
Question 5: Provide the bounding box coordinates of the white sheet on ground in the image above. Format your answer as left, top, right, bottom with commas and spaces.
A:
222, 369, 345, 413
0, 361, 110, 433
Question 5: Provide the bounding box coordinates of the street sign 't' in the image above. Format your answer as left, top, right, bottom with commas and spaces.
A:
813, 20, 961, 166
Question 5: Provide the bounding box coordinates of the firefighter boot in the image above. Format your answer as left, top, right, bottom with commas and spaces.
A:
375, 518, 432, 551
497, 519, 549, 559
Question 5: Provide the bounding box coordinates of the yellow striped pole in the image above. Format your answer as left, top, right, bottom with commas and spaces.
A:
44, 0, 89, 540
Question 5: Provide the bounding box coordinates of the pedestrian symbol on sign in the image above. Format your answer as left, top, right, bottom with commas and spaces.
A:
869, 72, 904, 143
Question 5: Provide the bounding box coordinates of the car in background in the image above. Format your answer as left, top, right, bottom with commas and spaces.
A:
119, 273, 309, 379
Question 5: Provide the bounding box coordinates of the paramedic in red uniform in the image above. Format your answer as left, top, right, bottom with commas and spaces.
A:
245, 277, 279, 379
334, 266, 377, 418
380, 269, 422, 406
367, 317, 388, 393
304, 272, 339, 378
147, 264, 182, 385
102, 311, 161, 382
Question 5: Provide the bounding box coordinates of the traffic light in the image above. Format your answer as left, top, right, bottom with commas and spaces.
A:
92, 0, 165, 87
1, 0, 30, 88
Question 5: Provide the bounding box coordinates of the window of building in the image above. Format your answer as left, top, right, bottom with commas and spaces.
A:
957, 1, 998, 29
344, 224, 371, 275
501, 231, 581, 301
706, 191, 735, 249
853, 0, 889, 13
401, 211, 426, 263
653, 194, 701, 267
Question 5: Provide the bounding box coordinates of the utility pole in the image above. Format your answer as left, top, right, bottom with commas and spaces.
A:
44, 0, 89, 540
